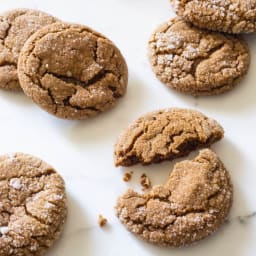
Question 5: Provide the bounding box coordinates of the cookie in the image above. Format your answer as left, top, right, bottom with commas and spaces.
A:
171, 0, 256, 34
114, 108, 224, 166
18, 22, 128, 120
0, 153, 67, 256
0, 9, 58, 90
116, 149, 233, 247
148, 18, 250, 96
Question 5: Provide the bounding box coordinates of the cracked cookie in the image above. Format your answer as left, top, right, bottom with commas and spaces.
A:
116, 149, 233, 247
0, 9, 58, 90
18, 22, 128, 120
114, 108, 224, 166
170, 0, 256, 34
148, 17, 250, 96
0, 153, 67, 256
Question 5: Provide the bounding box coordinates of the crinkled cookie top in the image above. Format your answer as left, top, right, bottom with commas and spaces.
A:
114, 108, 224, 166
116, 149, 233, 247
148, 17, 250, 96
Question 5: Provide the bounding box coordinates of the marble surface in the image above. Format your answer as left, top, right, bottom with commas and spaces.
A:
0, 0, 256, 255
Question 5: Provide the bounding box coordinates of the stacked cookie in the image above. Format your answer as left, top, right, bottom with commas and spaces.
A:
0, 9, 128, 119
0, 8, 129, 256
171, 0, 256, 33
148, 1, 254, 96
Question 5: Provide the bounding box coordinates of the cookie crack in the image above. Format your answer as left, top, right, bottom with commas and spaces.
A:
43, 70, 113, 89
36, 67, 119, 109
118, 116, 220, 165
119, 189, 220, 234
1, 11, 29, 53
118, 130, 144, 159
1, 21, 13, 53
1, 169, 55, 188
23, 204, 48, 226
119, 206, 208, 233
0, 61, 16, 67
191, 42, 226, 79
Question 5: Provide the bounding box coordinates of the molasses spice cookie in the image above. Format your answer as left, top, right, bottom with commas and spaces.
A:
116, 149, 233, 247
0, 9, 58, 90
148, 18, 250, 96
171, 0, 256, 34
18, 22, 128, 120
0, 153, 67, 256
114, 108, 224, 166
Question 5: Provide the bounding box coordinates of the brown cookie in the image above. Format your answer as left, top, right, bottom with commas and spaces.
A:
18, 22, 128, 120
114, 108, 224, 166
171, 0, 256, 34
116, 149, 233, 247
0, 9, 58, 90
148, 17, 250, 96
0, 153, 67, 256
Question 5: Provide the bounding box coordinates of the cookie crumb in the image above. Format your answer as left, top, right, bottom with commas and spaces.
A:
98, 214, 107, 227
123, 171, 133, 182
140, 173, 151, 191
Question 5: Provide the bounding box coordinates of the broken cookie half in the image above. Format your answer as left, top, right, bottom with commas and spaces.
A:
115, 149, 233, 247
114, 108, 224, 166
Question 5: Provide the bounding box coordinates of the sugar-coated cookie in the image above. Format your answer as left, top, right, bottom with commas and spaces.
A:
114, 108, 224, 166
170, 0, 256, 34
116, 149, 233, 247
0, 153, 67, 256
18, 22, 128, 120
148, 18, 250, 96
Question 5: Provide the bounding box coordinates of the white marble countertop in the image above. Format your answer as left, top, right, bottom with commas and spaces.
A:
0, 0, 256, 255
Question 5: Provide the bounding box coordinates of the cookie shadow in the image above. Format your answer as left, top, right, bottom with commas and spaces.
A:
161, 33, 256, 114
46, 194, 92, 256
0, 90, 32, 107
119, 139, 253, 256
51, 73, 147, 144
190, 34, 256, 114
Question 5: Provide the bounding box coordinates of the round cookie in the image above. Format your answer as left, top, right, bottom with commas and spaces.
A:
148, 17, 250, 96
0, 153, 67, 256
18, 22, 128, 120
116, 149, 233, 247
0, 9, 58, 90
170, 0, 256, 34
